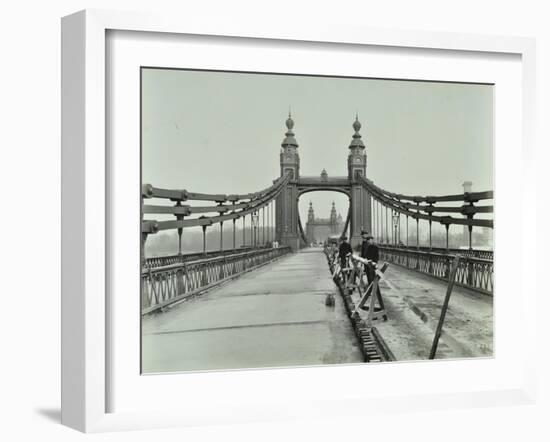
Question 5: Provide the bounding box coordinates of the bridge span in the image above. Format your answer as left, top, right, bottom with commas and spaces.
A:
140, 113, 494, 371
142, 247, 493, 373
142, 248, 363, 373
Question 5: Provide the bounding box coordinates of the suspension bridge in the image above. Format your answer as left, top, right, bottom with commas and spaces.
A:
141, 114, 494, 372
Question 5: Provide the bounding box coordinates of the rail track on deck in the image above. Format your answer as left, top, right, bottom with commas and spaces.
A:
325, 248, 395, 363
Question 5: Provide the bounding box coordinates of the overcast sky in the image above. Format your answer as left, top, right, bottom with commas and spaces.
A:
142, 68, 493, 225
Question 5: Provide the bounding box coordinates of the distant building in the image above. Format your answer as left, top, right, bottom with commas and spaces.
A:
305, 201, 345, 244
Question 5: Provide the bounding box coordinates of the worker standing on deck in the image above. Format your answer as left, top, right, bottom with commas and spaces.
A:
360, 231, 382, 304
338, 235, 352, 270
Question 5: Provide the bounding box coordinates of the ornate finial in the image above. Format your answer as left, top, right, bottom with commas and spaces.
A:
353, 113, 361, 133
286, 114, 294, 131
349, 114, 365, 149
282, 111, 298, 148
286, 106, 294, 130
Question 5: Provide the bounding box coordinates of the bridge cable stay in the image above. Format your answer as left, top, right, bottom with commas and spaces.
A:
358, 177, 493, 295
359, 175, 492, 250
141, 171, 292, 270
142, 173, 291, 235
296, 214, 309, 247
359, 177, 493, 229
140, 173, 294, 313
142, 173, 289, 203
340, 205, 351, 239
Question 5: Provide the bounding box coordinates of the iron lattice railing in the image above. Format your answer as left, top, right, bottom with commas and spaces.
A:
378, 246, 493, 295
141, 246, 291, 314
144, 246, 259, 269
376, 244, 493, 261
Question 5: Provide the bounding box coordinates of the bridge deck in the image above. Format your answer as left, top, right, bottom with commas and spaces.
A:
142, 248, 494, 373
142, 248, 363, 373
369, 264, 493, 360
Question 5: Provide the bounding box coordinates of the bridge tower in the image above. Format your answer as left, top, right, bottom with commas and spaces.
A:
276, 112, 301, 250
348, 115, 372, 247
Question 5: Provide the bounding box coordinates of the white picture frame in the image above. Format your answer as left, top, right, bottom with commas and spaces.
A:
61, 9, 537, 433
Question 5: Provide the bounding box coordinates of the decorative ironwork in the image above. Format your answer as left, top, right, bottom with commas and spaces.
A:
141, 172, 294, 314
379, 246, 493, 295
144, 247, 260, 269
384, 245, 493, 261
142, 173, 291, 233
142, 247, 291, 314
356, 175, 493, 293
359, 176, 493, 229
140, 116, 495, 315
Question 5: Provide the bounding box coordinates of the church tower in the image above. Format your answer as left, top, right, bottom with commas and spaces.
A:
330, 201, 337, 233
308, 201, 315, 223
347, 115, 372, 247
337, 213, 344, 235
275, 111, 301, 250
306, 202, 315, 244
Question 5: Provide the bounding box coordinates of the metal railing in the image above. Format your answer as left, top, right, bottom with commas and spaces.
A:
379, 246, 493, 295
141, 246, 291, 314
377, 244, 493, 261
145, 246, 260, 269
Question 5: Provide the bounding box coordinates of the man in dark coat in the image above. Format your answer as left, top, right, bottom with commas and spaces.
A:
360, 231, 382, 305
338, 235, 352, 270
360, 231, 379, 264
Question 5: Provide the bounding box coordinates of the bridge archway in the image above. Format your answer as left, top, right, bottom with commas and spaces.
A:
297, 187, 351, 198
298, 191, 350, 246
275, 113, 372, 250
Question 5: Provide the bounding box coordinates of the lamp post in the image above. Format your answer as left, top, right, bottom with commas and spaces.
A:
392, 211, 399, 247
251, 211, 259, 248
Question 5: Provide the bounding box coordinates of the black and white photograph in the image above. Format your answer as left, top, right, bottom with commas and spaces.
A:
3, 0, 547, 438
140, 68, 494, 373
